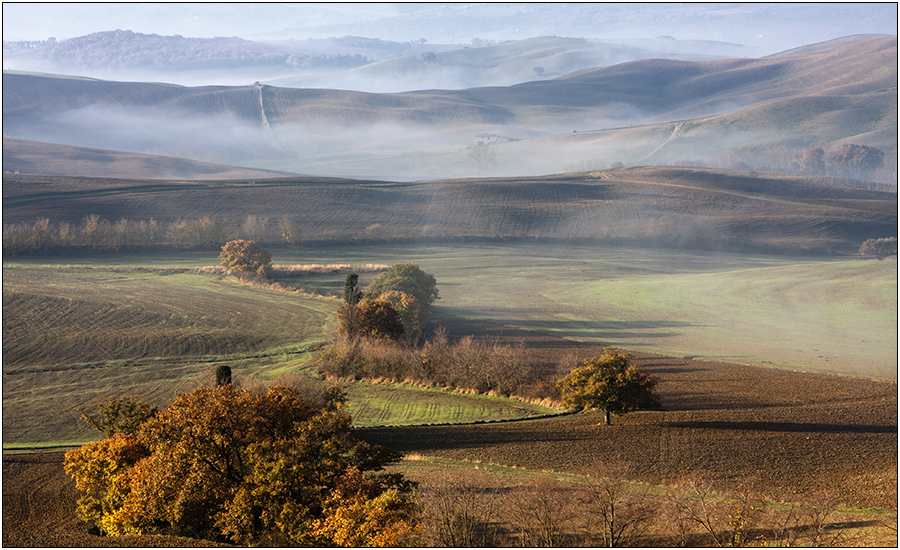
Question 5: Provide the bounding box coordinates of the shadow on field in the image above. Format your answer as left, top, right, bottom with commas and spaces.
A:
665, 420, 897, 434
491, 318, 706, 342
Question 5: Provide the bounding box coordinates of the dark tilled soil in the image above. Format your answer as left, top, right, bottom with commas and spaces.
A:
4, 320, 896, 546
363, 317, 898, 510
361, 319, 898, 509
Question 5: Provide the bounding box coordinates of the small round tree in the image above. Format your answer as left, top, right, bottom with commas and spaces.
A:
556, 348, 660, 425
219, 239, 273, 278
364, 263, 439, 310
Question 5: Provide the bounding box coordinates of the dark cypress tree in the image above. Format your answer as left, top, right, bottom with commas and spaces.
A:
216, 365, 232, 387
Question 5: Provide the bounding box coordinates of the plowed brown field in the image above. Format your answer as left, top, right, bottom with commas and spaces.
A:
3, 319, 896, 546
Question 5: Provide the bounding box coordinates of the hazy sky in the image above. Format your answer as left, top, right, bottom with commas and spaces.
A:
3, 2, 897, 53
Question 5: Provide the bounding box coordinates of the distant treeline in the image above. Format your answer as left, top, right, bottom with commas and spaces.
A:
3, 215, 241, 256
6, 30, 371, 71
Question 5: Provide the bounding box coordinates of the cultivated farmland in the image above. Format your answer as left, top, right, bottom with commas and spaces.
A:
2, 166, 896, 547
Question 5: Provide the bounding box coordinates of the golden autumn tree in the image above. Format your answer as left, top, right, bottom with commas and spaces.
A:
218, 239, 273, 278
377, 290, 429, 338
556, 348, 660, 425
64, 385, 417, 545
337, 298, 406, 341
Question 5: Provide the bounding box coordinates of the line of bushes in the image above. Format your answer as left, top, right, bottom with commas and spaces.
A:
316, 328, 569, 405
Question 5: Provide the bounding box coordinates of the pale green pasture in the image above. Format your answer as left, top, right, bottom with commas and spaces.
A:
2, 262, 558, 445
344, 383, 556, 427
273, 243, 897, 379
4, 243, 895, 445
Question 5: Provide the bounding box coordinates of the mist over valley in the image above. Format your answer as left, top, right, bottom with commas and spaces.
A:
3, 6, 897, 546
3, 34, 897, 182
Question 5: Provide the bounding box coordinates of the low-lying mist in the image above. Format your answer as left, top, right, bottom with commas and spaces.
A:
7, 96, 897, 183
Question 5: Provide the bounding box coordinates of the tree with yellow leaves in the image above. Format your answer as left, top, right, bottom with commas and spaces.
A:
556, 348, 660, 425
64, 384, 417, 545
218, 239, 273, 278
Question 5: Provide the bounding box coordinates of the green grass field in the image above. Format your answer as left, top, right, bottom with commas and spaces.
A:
3, 243, 895, 446
266, 243, 897, 379
2, 260, 558, 446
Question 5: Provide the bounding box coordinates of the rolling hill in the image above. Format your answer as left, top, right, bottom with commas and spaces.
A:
3, 167, 895, 256
264, 36, 751, 92
2, 138, 299, 180
2, 35, 895, 181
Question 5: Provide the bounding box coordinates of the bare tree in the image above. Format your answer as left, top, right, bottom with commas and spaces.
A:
506, 476, 577, 547
578, 460, 655, 547
672, 472, 766, 547
242, 214, 269, 242
419, 473, 501, 547
469, 144, 496, 176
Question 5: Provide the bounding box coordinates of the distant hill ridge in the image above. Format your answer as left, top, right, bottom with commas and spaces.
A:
3, 29, 370, 71
2, 35, 895, 180
2, 138, 299, 180
5, 35, 895, 125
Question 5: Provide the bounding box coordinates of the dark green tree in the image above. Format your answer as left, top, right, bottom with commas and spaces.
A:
344, 273, 362, 306
215, 365, 232, 387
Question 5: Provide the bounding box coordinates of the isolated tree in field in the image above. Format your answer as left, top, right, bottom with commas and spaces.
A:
802, 146, 825, 175
826, 143, 884, 179
278, 216, 300, 245
219, 239, 273, 278
64, 384, 416, 545
365, 263, 439, 310
556, 348, 659, 425
469, 144, 496, 176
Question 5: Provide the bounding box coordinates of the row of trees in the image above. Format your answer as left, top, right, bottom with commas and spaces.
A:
317, 329, 554, 400
2, 215, 262, 256
418, 464, 851, 547
859, 236, 898, 257
565, 143, 896, 185
801, 143, 886, 180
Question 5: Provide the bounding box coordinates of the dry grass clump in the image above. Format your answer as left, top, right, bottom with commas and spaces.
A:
271, 263, 389, 274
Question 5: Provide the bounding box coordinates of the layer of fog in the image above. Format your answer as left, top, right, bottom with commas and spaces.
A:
8, 97, 881, 183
